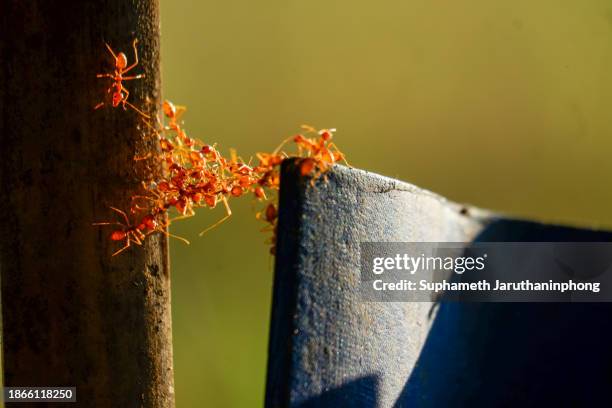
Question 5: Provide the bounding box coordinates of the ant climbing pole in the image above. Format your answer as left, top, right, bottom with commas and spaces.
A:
0, 1, 174, 407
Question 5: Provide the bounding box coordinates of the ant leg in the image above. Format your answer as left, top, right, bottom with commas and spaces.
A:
109, 206, 130, 225
130, 195, 159, 211
92, 221, 122, 226
121, 86, 130, 109
272, 135, 294, 155
137, 116, 162, 138
94, 86, 113, 109
119, 86, 150, 119
174, 105, 187, 121
131, 231, 145, 246
154, 228, 191, 245
133, 153, 153, 161
199, 196, 232, 236
131, 194, 160, 203
169, 208, 195, 223
96, 73, 114, 78
112, 240, 131, 257
122, 75, 144, 80
125, 100, 151, 119
122, 99, 150, 119
123, 38, 140, 74
140, 181, 163, 197
150, 218, 191, 245
326, 142, 351, 167
104, 43, 118, 60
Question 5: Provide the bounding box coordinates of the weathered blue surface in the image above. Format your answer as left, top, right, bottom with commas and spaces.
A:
265, 161, 612, 407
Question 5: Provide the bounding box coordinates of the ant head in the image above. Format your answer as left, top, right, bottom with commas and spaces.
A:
163, 100, 176, 118
116, 52, 128, 69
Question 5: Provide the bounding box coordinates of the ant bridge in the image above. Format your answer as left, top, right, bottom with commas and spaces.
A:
266, 159, 612, 407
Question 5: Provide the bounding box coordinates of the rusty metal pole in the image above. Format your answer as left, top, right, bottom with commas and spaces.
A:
0, 1, 174, 406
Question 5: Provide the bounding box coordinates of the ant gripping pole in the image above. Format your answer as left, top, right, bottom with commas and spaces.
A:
0, 1, 174, 407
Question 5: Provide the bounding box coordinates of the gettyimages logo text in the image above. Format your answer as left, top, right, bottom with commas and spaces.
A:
372, 253, 488, 275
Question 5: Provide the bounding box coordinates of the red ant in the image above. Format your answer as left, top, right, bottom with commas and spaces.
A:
94, 39, 150, 119
93, 206, 147, 257
257, 203, 279, 255
162, 100, 192, 145
292, 126, 349, 179
94, 206, 189, 256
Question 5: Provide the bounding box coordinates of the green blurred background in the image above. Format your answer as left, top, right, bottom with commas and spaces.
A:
160, 1, 612, 405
